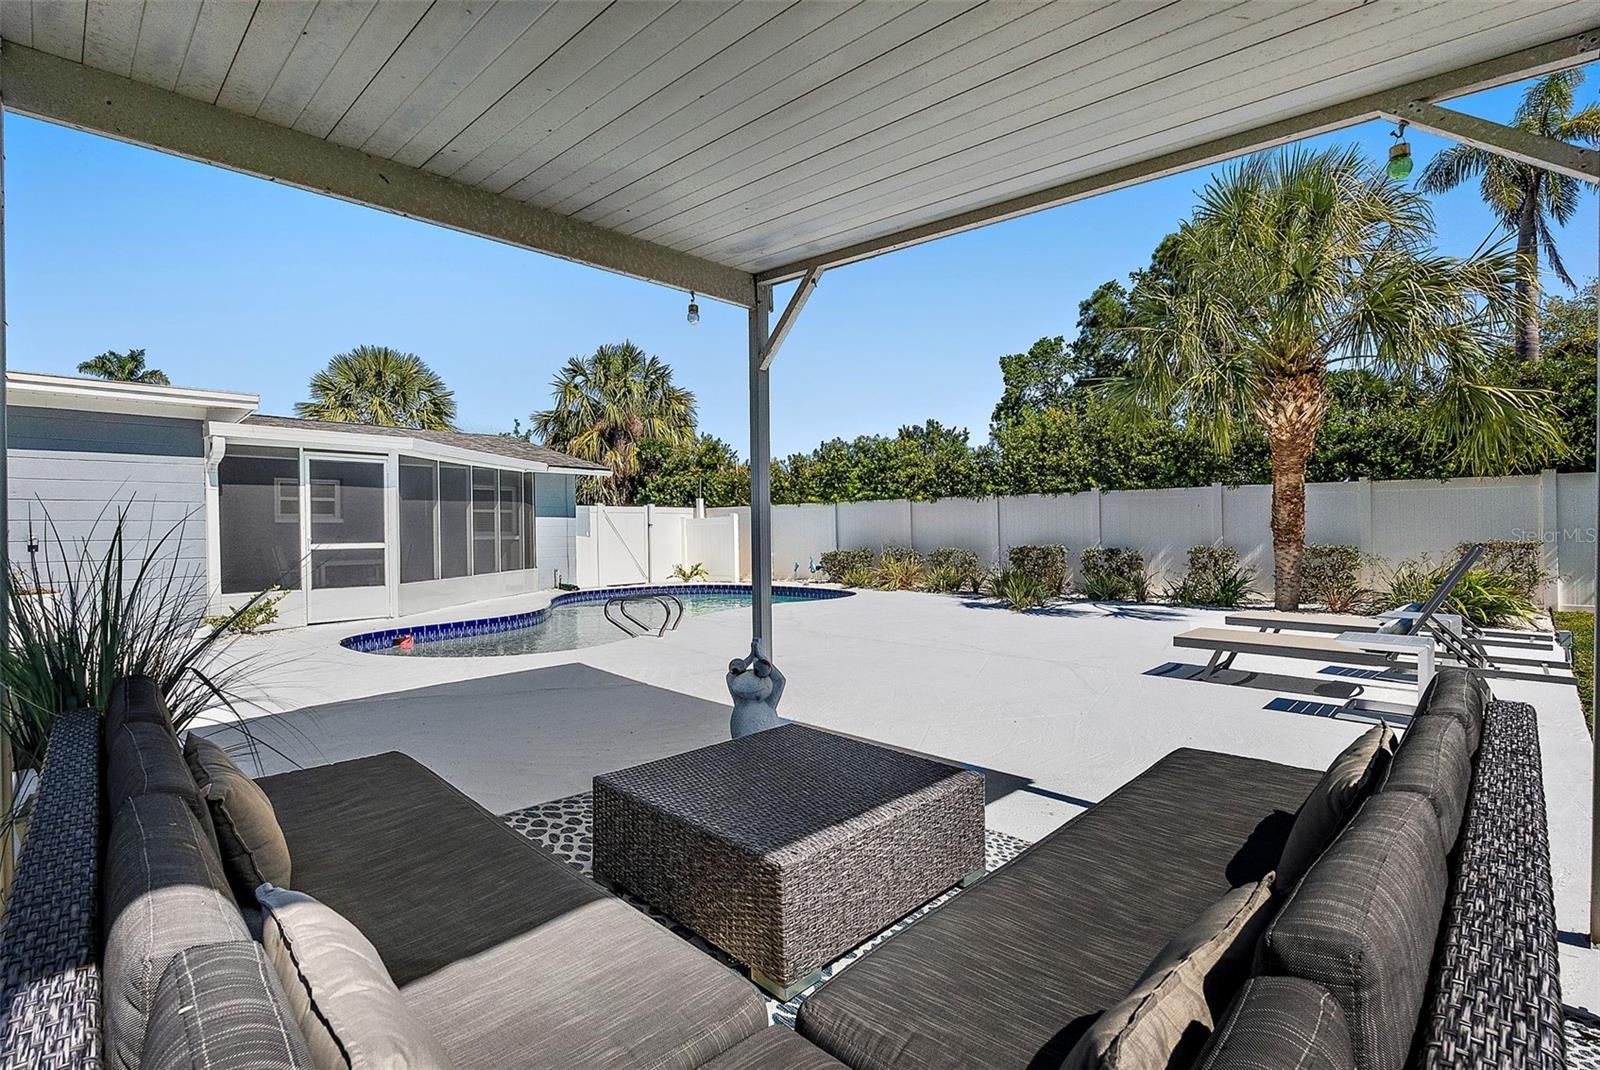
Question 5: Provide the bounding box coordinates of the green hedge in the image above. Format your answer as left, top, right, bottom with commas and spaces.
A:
1007, 544, 1068, 596
1459, 540, 1546, 603
926, 547, 984, 592
819, 548, 875, 584
1301, 545, 1366, 612
1078, 547, 1147, 601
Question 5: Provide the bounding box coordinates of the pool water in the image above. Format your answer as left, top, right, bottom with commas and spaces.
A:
360, 587, 831, 657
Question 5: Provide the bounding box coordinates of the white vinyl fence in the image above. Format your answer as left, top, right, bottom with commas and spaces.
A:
575, 505, 740, 587
705, 471, 1599, 610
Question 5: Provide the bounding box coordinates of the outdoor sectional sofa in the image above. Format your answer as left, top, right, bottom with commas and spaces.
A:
0, 668, 1565, 1070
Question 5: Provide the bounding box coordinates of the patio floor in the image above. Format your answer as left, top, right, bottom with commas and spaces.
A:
213, 585, 1599, 1011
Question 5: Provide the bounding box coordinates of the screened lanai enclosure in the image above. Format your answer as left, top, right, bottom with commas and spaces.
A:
211, 422, 596, 625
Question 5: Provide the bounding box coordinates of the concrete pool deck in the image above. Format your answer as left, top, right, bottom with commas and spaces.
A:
214, 586, 1600, 1009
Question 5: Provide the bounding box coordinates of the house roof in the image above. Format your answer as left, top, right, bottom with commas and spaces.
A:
4, 4, 1593, 307
6, 370, 259, 422
242, 414, 608, 473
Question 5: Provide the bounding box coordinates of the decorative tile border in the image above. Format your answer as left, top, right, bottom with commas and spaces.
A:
341, 583, 852, 653
502, 790, 1029, 1028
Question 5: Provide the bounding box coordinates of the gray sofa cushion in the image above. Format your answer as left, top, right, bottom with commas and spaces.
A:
106, 722, 216, 845
1414, 668, 1488, 753
184, 734, 292, 899
699, 1029, 852, 1070
260, 752, 768, 1070
796, 749, 1322, 1070
1259, 792, 1448, 1070
1275, 724, 1394, 890
1064, 876, 1277, 1069
400, 896, 768, 1070
256, 886, 454, 1070
104, 793, 252, 1070
1194, 977, 1355, 1070
141, 941, 314, 1070
106, 675, 175, 741
1382, 716, 1472, 851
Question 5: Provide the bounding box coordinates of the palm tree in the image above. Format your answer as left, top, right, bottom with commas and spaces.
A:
1109, 146, 1562, 610
530, 341, 697, 505
1418, 71, 1600, 362
76, 348, 170, 385
296, 345, 456, 430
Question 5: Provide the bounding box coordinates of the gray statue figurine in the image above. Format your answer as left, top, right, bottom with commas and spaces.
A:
727, 645, 786, 738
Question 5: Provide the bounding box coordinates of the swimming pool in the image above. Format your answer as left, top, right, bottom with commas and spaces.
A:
343, 584, 851, 657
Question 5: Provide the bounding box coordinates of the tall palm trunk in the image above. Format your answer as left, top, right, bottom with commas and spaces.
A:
1262, 370, 1328, 611
1514, 182, 1542, 362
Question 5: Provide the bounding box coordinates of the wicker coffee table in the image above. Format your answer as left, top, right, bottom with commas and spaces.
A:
593, 723, 985, 999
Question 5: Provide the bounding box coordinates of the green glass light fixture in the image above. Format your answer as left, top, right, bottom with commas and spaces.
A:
1387, 120, 1413, 181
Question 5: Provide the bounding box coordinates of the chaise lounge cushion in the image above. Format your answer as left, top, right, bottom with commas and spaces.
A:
1259, 792, 1447, 1070
795, 749, 1322, 1070
1380, 716, 1472, 851
1193, 977, 1355, 1070
103, 793, 252, 1070
1274, 724, 1394, 890
258, 752, 769, 1070
1414, 668, 1488, 753
257, 886, 454, 1070
185, 733, 293, 899
141, 941, 315, 1070
1063, 876, 1276, 1069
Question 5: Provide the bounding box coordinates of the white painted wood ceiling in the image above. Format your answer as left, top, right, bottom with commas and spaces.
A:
4, 0, 1596, 278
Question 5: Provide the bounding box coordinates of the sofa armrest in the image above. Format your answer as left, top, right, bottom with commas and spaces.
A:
0, 707, 102, 1070
1414, 699, 1564, 1070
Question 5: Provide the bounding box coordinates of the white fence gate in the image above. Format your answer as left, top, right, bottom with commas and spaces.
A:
706, 470, 1599, 610
576, 505, 741, 587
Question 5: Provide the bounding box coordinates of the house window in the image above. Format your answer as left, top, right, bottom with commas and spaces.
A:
274, 478, 299, 523
309, 478, 342, 523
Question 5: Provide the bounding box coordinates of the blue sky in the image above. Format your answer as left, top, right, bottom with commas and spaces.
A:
6, 67, 1596, 457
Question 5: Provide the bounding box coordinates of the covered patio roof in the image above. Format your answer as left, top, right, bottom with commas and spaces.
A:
0, 2, 1595, 307
2, 0, 1599, 938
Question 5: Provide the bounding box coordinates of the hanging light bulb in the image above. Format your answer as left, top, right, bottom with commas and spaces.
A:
686, 291, 700, 326
1387, 120, 1413, 181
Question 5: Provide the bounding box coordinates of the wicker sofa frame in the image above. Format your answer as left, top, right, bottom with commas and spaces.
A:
0, 699, 1567, 1070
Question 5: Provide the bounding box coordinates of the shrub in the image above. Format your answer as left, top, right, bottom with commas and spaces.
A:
1459, 540, 1546, 603
876, 555, 926, 591
925, 547, 984, 592
1380, 556, 1538, 627
669, 562, 710, 582
987, 567, 1048, 612
877, 545, 923, 567
1007, 544, 1068, 596
819, 548, 874, 584
204, 586, 289, 634
1078, 547, 1148, 601
839, 564, 877, 589
926, 565, 965, 593
1300, 545, 1367, 613
3, 505, 273, 780
1170, 544, 1256, 607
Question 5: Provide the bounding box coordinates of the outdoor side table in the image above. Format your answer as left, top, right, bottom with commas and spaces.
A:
593, 723, 985, 999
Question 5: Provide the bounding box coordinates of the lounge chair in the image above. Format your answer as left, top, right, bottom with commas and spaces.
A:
1226, 543, 1558, 658
1174, 622, 1574, 689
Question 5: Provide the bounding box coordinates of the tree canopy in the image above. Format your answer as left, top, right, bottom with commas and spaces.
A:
77, 348, 169, 385
297, 345, 456, 430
